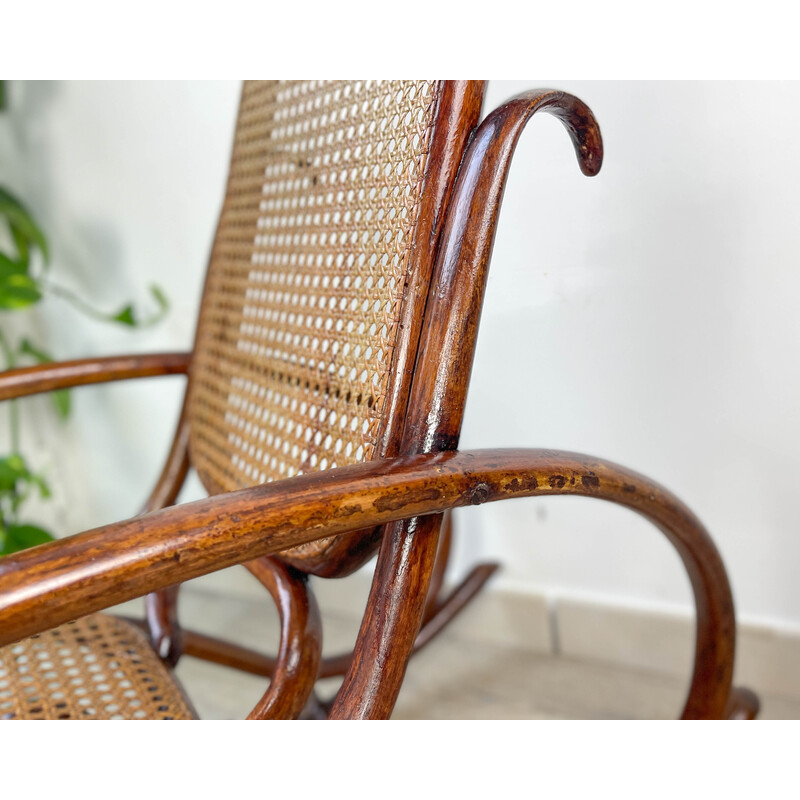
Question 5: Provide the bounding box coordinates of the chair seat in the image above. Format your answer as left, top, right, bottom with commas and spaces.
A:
0, 613, 196, 720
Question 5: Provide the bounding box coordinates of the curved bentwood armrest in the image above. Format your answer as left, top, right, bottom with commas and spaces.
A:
0, 446, 730, 652
0, 352, 192, 401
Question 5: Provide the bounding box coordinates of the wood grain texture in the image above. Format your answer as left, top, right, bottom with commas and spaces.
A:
277, 80, 487, 577
244, 557, 321, 719
0, 446, 738, 721
332, 89, 605, 720
0, 352, 191, 400
0, 83, 757, 721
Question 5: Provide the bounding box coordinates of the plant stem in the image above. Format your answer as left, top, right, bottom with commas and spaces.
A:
40, 279, 119, 324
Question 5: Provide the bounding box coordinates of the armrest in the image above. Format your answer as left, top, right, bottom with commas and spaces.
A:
0, 448, 701, 647
403, 90, 602, 452
0, 351, 192, 401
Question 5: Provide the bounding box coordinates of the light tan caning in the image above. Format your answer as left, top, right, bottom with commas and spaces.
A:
0, 614, 195, 720
189, 81, 440, 514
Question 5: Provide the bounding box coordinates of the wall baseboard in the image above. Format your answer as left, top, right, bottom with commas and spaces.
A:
188, 567, 800, 701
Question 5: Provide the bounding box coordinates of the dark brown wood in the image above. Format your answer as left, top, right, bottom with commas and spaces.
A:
332, 89, 604, 720
171, 539, 497, 684
0, 352, 192, 400
0, 83, 758, 722
125, 560, 323, 719
176, 576, 485, 680
180, 628, 278, 676
244, 557, 322, 719
725, 687, 760, 720
0, 445, 744, 720
0, 351, 193, 666
413, 562, 500, 651
278, 80, 487, 579
423, 510, 453, 625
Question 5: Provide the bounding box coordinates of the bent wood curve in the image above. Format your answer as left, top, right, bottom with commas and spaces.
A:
172, 556, 498, 683
0, 352, 192, 401
276, 80, 486, 578
0, 446, 735, 724
333, 89, 604, 719
244, 557, 322, 719
142, 398, 192, 663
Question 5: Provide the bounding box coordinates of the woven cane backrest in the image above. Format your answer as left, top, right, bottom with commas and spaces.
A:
189, 81, 444, 500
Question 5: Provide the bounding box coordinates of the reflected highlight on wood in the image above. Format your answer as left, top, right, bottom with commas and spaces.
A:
0, 446, 754, 719
0, 82, 758, 720
0, 352, 191, 401
333, 89, 605, 720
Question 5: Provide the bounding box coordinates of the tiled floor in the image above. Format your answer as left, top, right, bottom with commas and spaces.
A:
122, 588, 800, 720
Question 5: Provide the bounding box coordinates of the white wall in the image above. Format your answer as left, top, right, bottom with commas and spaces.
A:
2, 81, 798, 631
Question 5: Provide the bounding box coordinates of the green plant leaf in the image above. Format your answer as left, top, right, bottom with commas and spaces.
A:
30, 473, 51, 499
0, 187, 49, 264
0, 454, 28, 493
50, 389, 71, 419
108, 286, 168, 328
0, 252, 27, 277
0, 453, 51, 506
0, 523, 55, 556
111, 304, 136, 326
19, 339, 71, 419
19, 337, 52, 363
10, 223, 31, 269
150, 283, 169, 312
0, 273, 42, 309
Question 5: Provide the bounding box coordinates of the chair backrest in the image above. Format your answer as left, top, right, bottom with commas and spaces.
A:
187, 80, 484, 576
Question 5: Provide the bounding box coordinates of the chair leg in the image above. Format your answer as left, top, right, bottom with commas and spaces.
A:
725, 686, 760, 720
329, 452, 760, 720
421, 511, 500, 630
172, 510, 498, 719
243, 557, 322, 719
315, 510, 499, 681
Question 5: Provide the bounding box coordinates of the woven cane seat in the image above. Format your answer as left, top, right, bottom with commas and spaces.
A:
0, 614, 195, 720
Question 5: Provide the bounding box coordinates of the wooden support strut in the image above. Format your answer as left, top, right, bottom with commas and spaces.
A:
0, 446, 754, 719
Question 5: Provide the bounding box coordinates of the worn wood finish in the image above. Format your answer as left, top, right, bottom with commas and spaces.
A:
173, 539, 496, 684
0, 351, 194, 665
0, 84, 758, 721
0, 352, 191, 400
0, 447, 556, 644
140, 79, 494, 702
332, 89, 604, 720
278, 80, 487, 578
0, 445, 741, 721
244, 557, 322, 719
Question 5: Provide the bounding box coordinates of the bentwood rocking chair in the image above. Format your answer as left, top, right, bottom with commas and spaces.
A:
0, 81, 758, 720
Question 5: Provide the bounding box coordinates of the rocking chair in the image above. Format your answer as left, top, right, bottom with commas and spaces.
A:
0, 81, 758, 719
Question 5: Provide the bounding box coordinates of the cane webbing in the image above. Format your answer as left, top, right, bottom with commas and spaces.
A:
0, 614, 195, 720
189, 81, 439, 511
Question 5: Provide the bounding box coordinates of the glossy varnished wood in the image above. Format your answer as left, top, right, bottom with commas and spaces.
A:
174, 553, 498, 684
0, 83, 757, 721
278, 80, 487, 578
0, 445, 738, 721
332, 89, 605, 720
0, 352, 191, 400
244, 557, 321, 719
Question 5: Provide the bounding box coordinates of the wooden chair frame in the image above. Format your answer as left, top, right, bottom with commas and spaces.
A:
0, 84, 758, 719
